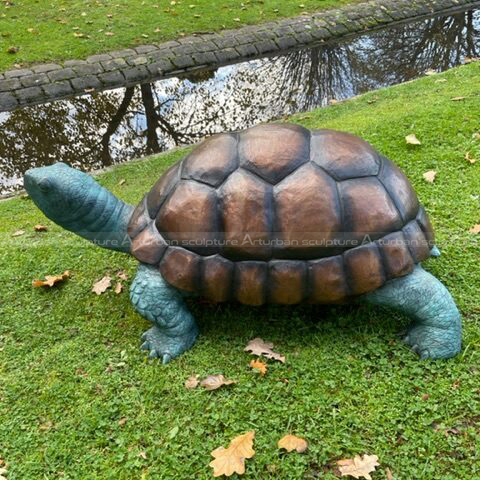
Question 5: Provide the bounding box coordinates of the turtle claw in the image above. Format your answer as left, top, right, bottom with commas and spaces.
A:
139, 325, 198, 364
402, 323, 461, 359
162, 354, 172, 365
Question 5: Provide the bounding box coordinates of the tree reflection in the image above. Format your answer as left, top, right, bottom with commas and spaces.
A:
0, 9, 478, 195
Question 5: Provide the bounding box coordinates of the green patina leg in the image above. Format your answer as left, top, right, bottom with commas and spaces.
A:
130, 264, 199, 364
363, 265, 461, 359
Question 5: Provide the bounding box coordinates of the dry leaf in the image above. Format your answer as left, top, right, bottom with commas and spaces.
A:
12, 230, 25, 237
114, 282, 123, 294
337, 454, 380, 480
7, 46, 19, 54
249, 359, 267, 376
451, 96, 466, 101
423, 170, 437, 183
92, 275, 112, 295
117, 271, 128, 281
209, 431, 255, 477
469, 224, 480, 234
424, 69, 436, 76
185, 374, 200, 389
32, 271, 70, 288
405, 134, 421, 145
34, 224, 48, 231
105, 31, 115, 36
244, 338, 285, 363
138, 451, 147, 459
465, 152, 477, 164
200, 374, 235, 391
118, 178, 126, 186
278, 434, 308, 453
386, 467, 394, 480
118, 417, 127, 426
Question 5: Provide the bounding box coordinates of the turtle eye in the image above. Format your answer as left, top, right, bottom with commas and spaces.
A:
38, 178, 52, 193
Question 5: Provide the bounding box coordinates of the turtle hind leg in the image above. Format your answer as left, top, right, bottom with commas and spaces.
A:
363, 265, 461, 359
130, 263, 199, 364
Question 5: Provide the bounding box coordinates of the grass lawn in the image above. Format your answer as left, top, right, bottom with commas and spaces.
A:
0, 0, 362, 72
0, 62, 479, 479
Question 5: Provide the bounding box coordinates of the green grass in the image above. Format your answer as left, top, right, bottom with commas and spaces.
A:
0, 0, 361, 72
1, 63, 480, 479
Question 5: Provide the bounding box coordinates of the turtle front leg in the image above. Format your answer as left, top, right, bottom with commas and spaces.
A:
130, 264, 199, 364
363, 265, 461, 359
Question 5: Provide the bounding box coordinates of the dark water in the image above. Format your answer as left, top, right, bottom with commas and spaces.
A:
0, 8, 479, 195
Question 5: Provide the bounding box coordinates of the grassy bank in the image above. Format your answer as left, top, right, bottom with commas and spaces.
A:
0, 0, 361, 72
0, 63, 479, 479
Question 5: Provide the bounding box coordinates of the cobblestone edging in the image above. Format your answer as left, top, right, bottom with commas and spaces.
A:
0, 0, 479, 112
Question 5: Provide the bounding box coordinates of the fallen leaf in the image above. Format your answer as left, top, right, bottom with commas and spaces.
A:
250, 359, 267, 376
118, 417, 127, 426
117, 271, 128, 281
469, 224, 480, 234
185, 374, 200, 389
424, 69, 436, 75
118, 178, 126, 185
451, 96, 466, 101
423, 170, 437, 183
200, 374, 235, 391
209, 431, 255, 477
465, 152, 477, 164
138, 451, 147, 459
405, 134, 421, 145
12, 230, 25, 237
114, 282, 123, 294
278, 434, 308, 453
105, 32, 115, 36
7, 46, 19, 54
32, 271, 70, 288
92, 275, 112, 295
34, 224, 48, 231
386, 467, 394, 480
421, 393, 430, 401
244, 338, 285, 363
337, 454, 380, 480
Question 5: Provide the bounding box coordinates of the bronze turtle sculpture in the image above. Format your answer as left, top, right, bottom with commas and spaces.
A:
24, 123, 461, 363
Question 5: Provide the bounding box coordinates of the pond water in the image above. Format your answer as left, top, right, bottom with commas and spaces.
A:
0, 8, 479, 195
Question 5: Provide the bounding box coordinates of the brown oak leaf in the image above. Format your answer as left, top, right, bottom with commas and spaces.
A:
92, 275, 112, 295
337, 454, 380, 480
34, 224, 48, 232
200, 374, 235, 391
244, 338, 285, 363
32, 271, 70, 288
114, 282, 123, 294
278, 434, 308, 453
209, 431, 255, 477
249, 359, 267, 376
185, 374, 200, 389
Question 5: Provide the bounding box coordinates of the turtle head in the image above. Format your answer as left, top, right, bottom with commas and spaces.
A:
24, 162, 98, 226
24, 162, 134, 253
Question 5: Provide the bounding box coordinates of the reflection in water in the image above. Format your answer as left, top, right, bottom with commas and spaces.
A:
0, 9, 478, 195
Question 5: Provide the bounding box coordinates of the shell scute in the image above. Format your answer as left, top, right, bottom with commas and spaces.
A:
181, 133, 238, 187
274, 162, 342, 259
310, 129, 380, 180
239, 123, 310, 184
156, 180, 220, 256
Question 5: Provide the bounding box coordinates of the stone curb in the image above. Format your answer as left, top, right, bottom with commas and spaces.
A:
1, 0, 479, 112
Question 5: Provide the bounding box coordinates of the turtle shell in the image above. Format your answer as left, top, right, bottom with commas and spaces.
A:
128, 123, 434, 305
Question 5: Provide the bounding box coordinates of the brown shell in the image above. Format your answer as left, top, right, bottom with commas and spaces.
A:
129, 124, 434, 305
